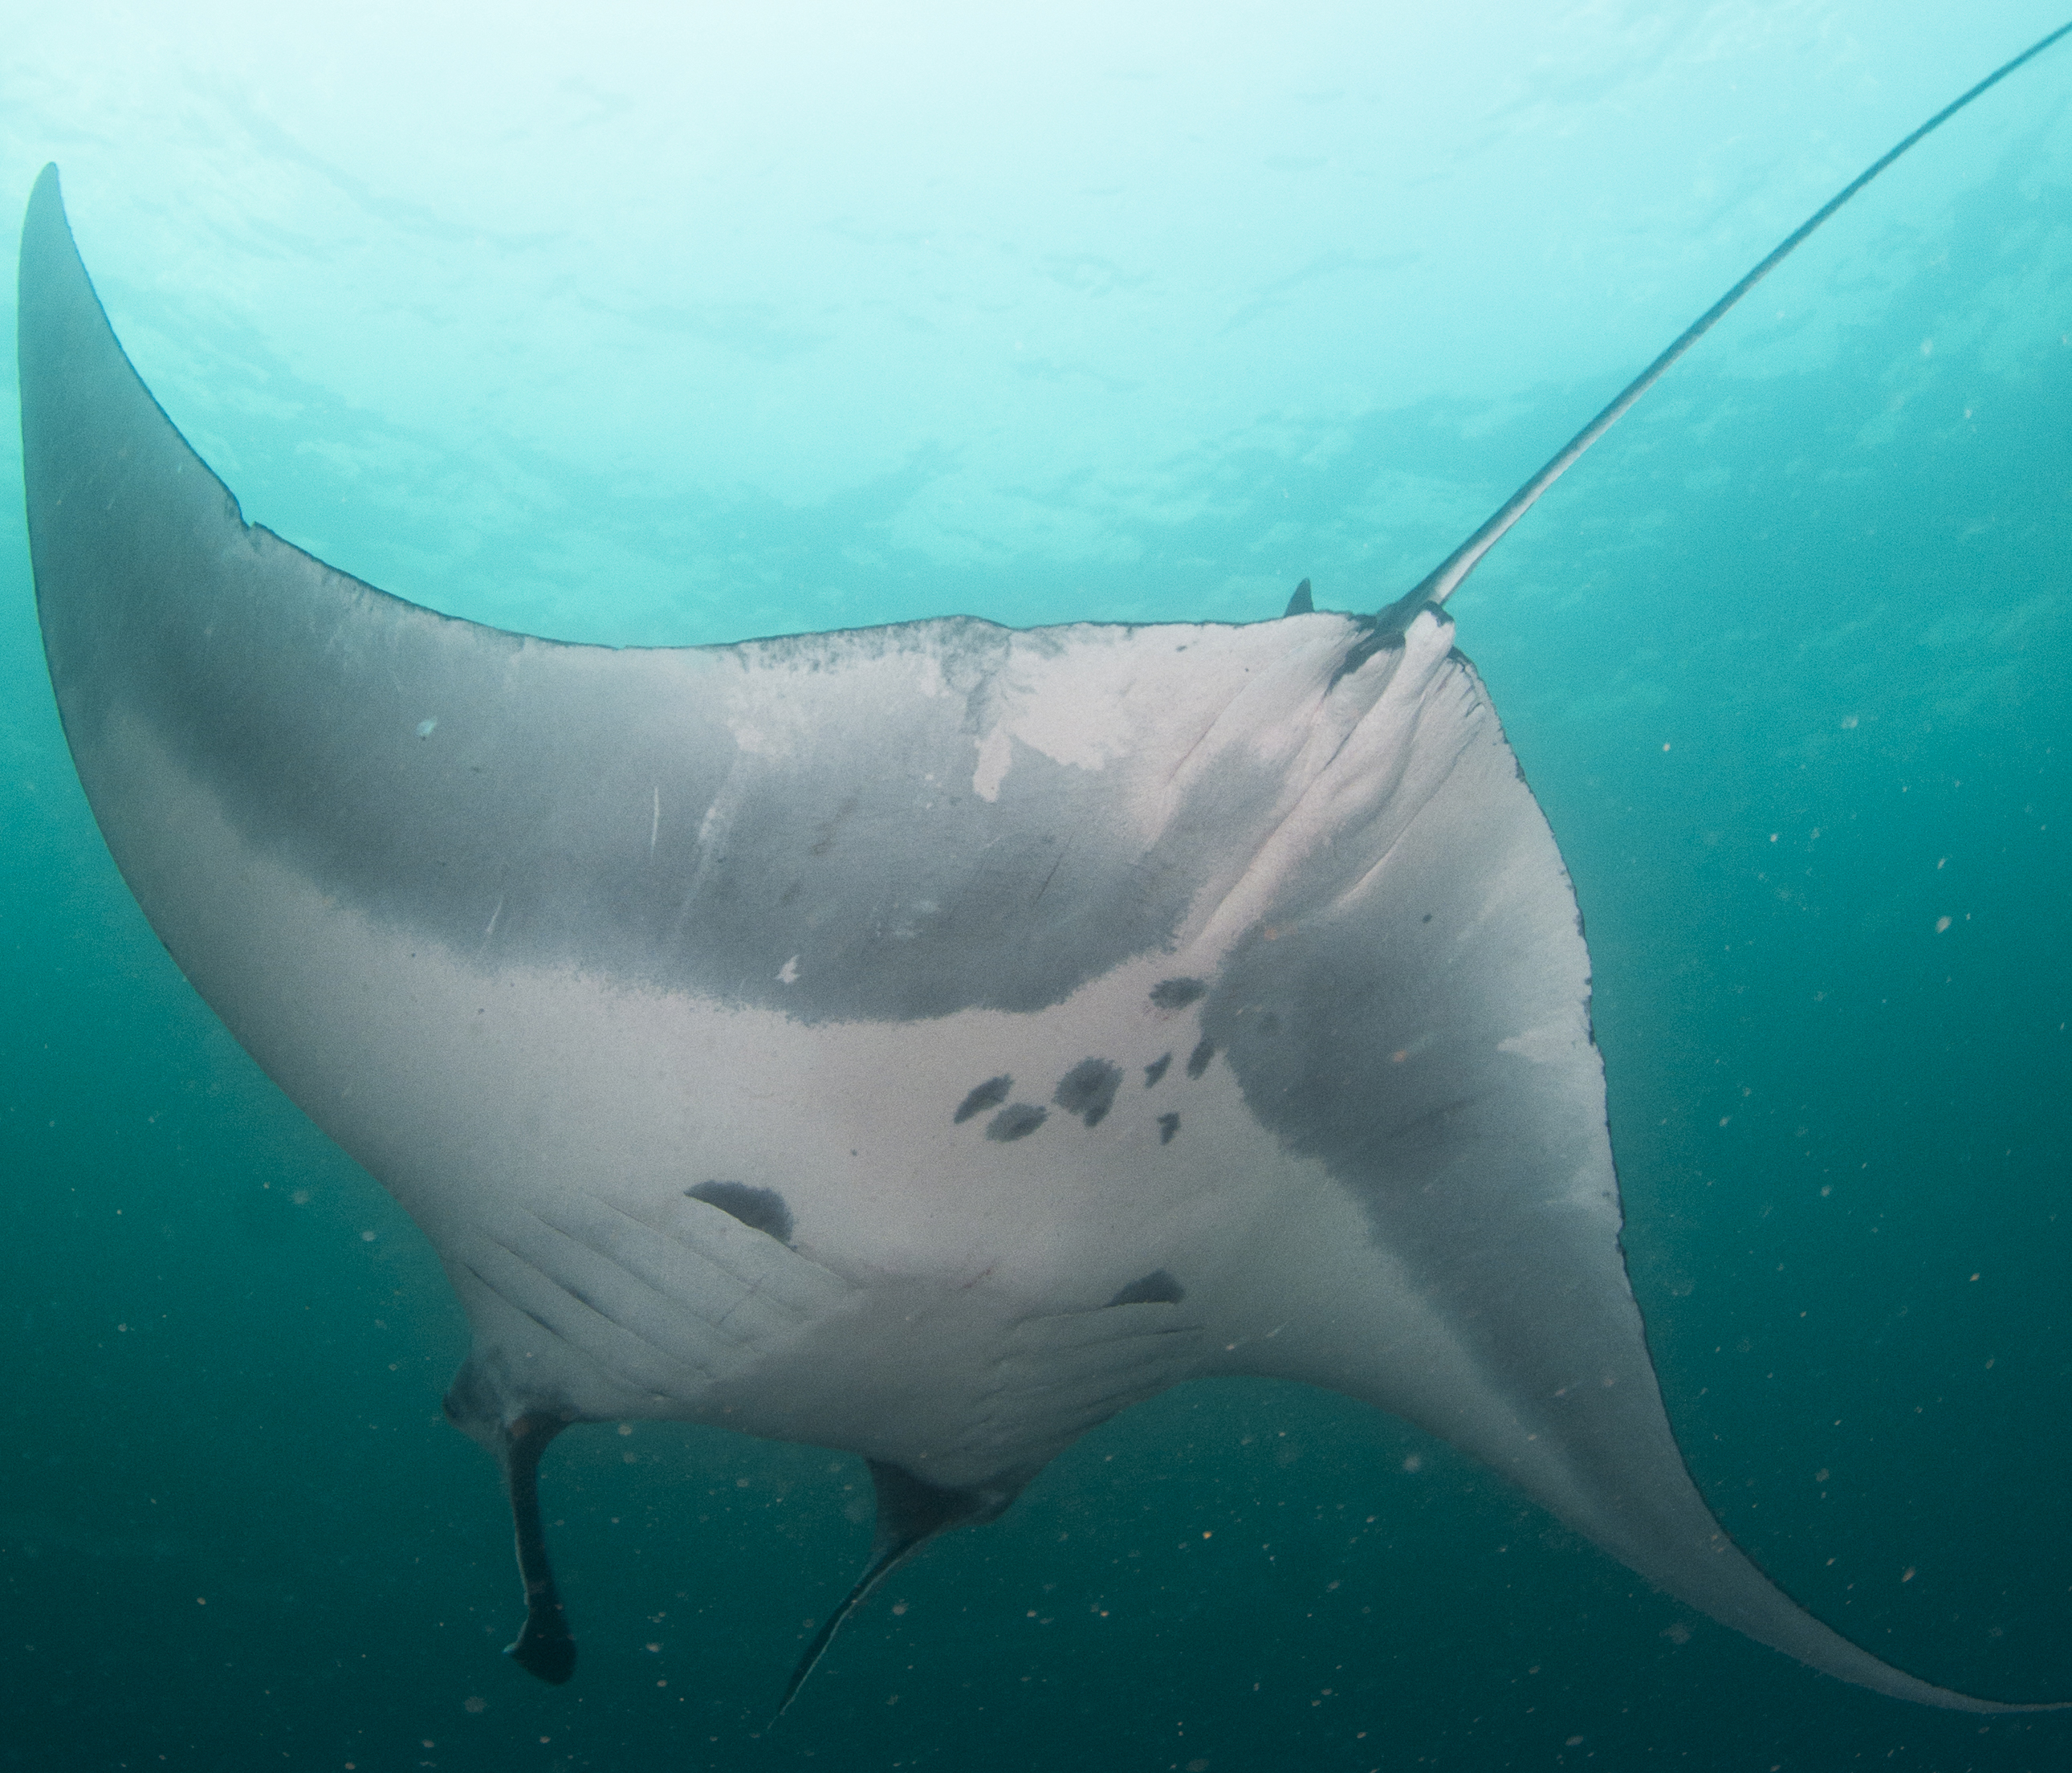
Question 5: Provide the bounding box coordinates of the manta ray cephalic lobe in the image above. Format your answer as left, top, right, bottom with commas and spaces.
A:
16, 21, 2070, 1720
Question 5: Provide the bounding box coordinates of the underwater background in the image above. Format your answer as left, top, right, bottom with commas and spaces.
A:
2, 3, 2069, 1769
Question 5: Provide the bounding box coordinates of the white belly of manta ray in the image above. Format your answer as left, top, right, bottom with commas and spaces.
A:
108, 601, 1537, 1490
16, 18, 2071, 1724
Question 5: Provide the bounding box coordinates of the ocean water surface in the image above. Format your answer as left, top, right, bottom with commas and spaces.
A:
2, 4, 2069, 1769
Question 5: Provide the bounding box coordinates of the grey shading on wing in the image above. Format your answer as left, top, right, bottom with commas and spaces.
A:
18, 165, 2055, 1714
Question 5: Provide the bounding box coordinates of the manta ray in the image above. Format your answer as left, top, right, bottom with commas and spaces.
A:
17, 25, 2069, 1719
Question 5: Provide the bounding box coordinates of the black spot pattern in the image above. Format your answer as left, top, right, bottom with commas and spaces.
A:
1143, 1054, 1172, 1088
987, 1103, 1047, 1142
1157, 1111, 1180, 1144
1108, 1269, 1186, 1306
1053, 1058, 1122, 1127
1186, 1037, 1215, 1079
1149, 977, 1207, 1011
954, 1074, 1012, 1124
686, 1180, 794, 1245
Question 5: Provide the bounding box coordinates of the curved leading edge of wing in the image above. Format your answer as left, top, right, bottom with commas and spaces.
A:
19, 166, 2057, 1712
1188, 634, 2053, 1714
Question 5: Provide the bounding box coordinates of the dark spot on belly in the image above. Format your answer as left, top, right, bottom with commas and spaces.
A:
954, 1074, 1012, 1124
808, 796, 861, 858
1422, 912, 1433, 923
1144, 1053, 1172, 1088
1108, 1269, 1185, 1306
1149, 976, 1207, 1011
1054, 1058, 1122, 1127
1157, 1111, 1180, 1144
1256, 1011, 1281, 1037
686, 1180, 794, 1245
986, 1103, 1048, 1142
1186, 1037, 1216, 1079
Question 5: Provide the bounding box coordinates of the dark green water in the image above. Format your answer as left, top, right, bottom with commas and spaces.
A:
4, 10, 2070, 1771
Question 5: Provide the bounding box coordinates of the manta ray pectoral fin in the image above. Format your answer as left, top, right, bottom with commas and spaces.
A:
22, 22, 2072, 1710
775, 1461, 1011, 1721
498, 1412, 577, 1685
1194, 618, 2067, 1712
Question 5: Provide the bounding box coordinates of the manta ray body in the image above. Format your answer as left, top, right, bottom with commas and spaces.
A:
16, 26, 2070, 1719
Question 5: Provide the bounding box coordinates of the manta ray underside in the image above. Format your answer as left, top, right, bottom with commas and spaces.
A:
17, 36, 2069, 1716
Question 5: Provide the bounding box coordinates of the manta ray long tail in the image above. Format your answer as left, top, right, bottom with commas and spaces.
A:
1384, 16, 2072, 622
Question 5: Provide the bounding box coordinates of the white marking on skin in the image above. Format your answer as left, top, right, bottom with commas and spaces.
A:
1186, 617, 1450, 960
483, 897, 503, 942
778, 955, 800, 984
1497, 1020, 1581, 1066
972, 726, 1012, 802
416, 717, 437, 738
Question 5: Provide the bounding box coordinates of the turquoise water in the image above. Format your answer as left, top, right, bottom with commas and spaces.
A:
4, 6, 2069, 1769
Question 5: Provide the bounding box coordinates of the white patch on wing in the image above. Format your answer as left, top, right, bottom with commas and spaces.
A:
972, 724, 1012, 801
966, 625, 1292, 820
1181, 610, 1459, 960
1499, 1021, 1584, 1066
